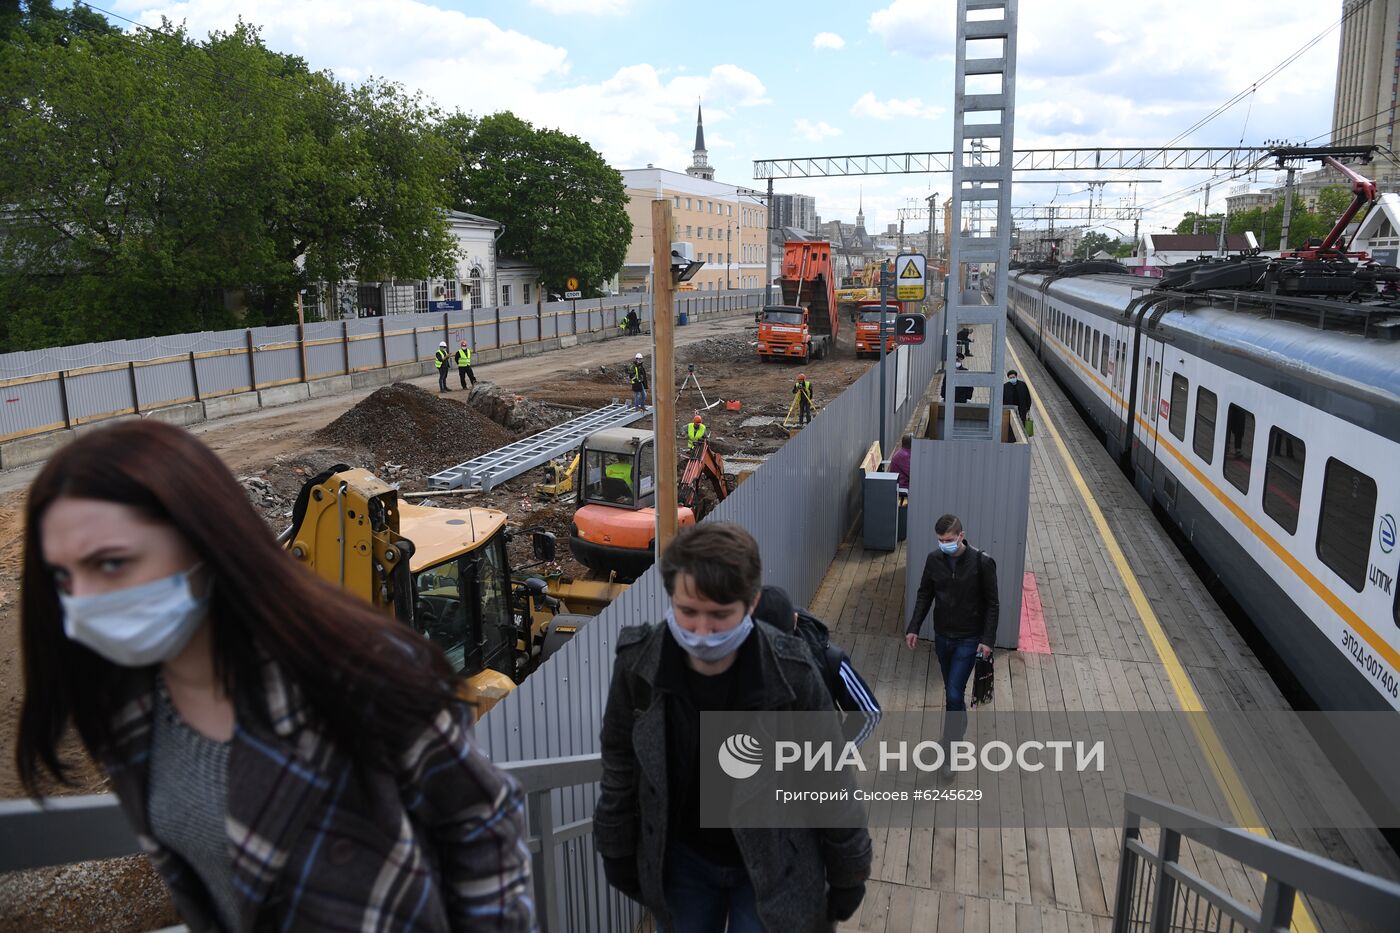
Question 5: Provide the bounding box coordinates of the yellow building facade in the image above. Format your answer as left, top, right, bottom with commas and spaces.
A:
618, 167, 768, 293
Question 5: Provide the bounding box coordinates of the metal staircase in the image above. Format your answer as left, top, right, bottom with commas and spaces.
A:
942, 0, 1018, 443
427, 402, 647, 491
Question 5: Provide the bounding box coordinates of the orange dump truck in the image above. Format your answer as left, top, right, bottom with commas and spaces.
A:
757, 240, 838, 363
854, 298, 902, 358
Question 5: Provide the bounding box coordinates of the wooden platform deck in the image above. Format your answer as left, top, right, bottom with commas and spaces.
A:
808, 330, 1400, 933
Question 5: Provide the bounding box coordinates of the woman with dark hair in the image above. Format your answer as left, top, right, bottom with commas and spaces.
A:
15, 420, 534, 932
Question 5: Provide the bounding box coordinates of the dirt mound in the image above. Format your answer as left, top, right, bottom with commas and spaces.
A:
315, 383, 517, 477
678, 333, 755, 365
466, 382, 581, 434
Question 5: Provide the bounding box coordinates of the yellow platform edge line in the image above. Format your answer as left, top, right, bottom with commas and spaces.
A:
1006, 343, 1318, 933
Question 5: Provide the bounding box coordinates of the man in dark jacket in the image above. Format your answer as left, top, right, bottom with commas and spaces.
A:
903, 513, 998, 743
1003, 369, 1032, 424
594, 524, 872, 932
629, 352, 648, 411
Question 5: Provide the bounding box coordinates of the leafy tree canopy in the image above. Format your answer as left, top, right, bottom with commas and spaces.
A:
1171, 185, 1363, 252
0, 18, 456, 350
440, 111, 632, 296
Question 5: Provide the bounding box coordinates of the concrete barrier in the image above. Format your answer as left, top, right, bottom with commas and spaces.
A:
0, 429, 76, 471
257, 383, 312, 409
307, 375, 353, 399
560, 336, 579, 349
142, 402, 206, 428
201, 392, 261, 420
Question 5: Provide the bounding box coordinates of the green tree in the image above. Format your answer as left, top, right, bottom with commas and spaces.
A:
0, 21, 456, 350
1073, 230, 1132, 261
441, 111, 631, 296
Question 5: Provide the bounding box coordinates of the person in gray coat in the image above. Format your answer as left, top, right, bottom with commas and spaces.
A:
594, 523, 872, 932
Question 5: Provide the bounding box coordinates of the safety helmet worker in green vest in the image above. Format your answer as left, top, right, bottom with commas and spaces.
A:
686, 415, 708, 450
435, 341, 450, 393
794, 374, 814, 425
455, 341, 476, 388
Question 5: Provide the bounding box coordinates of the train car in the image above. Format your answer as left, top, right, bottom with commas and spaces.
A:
1009, 265, 1400, 715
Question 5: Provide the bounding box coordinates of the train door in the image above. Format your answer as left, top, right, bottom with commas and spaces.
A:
1103, 323, 1131, 461
1133, 334, 1165, 497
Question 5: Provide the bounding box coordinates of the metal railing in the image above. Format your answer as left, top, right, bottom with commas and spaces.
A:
1112, 792, 1400, 932
0, 754, 621, 932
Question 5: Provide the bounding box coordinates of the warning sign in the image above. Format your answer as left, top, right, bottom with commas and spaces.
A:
566, 276, 579, 291
894, 253, 927, 301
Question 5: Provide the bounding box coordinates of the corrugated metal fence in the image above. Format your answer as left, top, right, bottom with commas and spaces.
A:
0, 290, 767, 443
476, 337, 940, 931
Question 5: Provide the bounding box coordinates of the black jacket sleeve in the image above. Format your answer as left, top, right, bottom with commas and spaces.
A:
906, 554, 937, 636
978, 551, 1000, 647
592, 660, 639, 862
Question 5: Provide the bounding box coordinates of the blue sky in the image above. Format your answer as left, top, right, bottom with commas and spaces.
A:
105, 0, 1348, 237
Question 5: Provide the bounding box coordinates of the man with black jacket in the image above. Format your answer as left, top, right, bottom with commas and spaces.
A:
903, 513, 998, 742
594, 524, 871, 932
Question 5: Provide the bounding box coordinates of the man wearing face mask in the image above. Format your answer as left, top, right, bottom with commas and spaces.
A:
1002, 369, 1032, 425
903, 513, 999, 745
594, 523, 872, 932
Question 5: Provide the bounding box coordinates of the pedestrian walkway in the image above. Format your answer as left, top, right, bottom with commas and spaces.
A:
808, 330, 1400, 933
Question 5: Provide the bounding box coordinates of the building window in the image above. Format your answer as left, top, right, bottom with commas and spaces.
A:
524, 283, 531, 303
686, 225, 692, 238
414, 280, 429, 314
1262, 427, 1305, 535
673, 195, 680, 207
685, 198, 691, 210
1223, 404, 1254, 493
469, 268, 483, 310
1192, 387, 1216, 464
502, 284, 511, 306
1168, 373, 1188, 440
444, 279, 458, 300
1316, 457, 1377, 592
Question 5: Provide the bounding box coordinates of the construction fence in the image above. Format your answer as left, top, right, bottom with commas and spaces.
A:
0, 290, 768, 444
476, 336, 942, 931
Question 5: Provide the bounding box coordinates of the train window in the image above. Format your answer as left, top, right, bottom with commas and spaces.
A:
1192, 388, 1217, 464
1142, 355, 1153, 412
1263, 427, 1306, 535
1316, 458, 1377, 592
1168, 374, 1188, 440
1092, 332, 1100, 371
1223, 404, 1255, 494
1099, 337, 1110, 378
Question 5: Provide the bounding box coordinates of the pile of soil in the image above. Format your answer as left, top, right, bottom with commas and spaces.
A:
315, 383, 517, 478
678, 333, 756, 365
466, 383, 581, 434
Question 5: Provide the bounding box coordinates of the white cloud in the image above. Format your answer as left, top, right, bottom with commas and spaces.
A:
867, 0, 951, 58
114, 1, 768, 174
794, 118, 842, 142
528, 0, 627, 13
812, 32, 845, 51
851, 91, 942, 121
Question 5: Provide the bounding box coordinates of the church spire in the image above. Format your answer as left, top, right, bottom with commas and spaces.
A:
686, 100, 715, 180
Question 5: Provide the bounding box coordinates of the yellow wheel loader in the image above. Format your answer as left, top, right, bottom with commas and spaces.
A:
283, 465, 586, 715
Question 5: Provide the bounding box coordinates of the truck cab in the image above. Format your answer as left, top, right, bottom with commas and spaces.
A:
757, 240, 838, 363
854, 299, 902, 358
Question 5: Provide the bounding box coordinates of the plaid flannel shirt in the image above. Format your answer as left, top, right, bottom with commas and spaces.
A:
101, 660, 535, 932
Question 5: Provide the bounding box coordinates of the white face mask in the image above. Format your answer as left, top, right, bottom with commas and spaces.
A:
60, 564, 209, 667
665, 608, 753, 663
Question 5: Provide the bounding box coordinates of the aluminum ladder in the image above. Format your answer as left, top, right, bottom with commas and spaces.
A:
426, 401, 647, 491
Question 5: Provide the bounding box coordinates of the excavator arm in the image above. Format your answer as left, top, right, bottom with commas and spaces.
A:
678, 440, 730, 519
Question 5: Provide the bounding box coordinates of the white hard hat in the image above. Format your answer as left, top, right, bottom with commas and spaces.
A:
439, 341, 447, 347
635, 353, 643, 360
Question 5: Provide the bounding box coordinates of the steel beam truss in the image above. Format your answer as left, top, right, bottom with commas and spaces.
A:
755, 146, 1277, 179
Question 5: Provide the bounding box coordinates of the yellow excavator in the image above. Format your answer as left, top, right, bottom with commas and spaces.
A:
283, 465, 588, 714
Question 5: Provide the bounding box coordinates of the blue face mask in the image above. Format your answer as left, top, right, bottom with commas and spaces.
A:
938, 539, 960, 555
665, 609, 753, 663
60, 564, 209, 667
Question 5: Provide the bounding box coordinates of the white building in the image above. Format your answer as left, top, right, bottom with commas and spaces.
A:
1135, 232, 1260, 268
1353, 192, 1400, 266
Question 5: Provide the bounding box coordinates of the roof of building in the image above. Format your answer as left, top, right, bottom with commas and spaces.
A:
620, 166, 764, 201
1144, 233, 1255, 252
446, 209, 503, 229
1354, 192, 1400, 244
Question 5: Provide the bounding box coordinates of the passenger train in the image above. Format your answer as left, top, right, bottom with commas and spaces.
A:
1008, 264, 1400, 714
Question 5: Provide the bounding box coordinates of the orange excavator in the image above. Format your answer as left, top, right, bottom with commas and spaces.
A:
568, 427, 729, 581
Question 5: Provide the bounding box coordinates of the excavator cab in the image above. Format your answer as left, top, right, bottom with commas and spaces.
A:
284, 466, 582, 714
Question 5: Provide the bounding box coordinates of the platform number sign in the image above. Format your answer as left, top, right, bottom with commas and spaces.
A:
896, 313, 925, 345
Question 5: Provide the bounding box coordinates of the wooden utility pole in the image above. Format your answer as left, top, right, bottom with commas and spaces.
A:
651, 200, 679, 554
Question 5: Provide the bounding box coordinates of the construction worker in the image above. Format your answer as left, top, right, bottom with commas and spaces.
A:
794, 373, 814, 425
456, 341, 477, 388
603, 459, 634, 502
629, 353, 648, 411
686, 414, 707, 451
434, 341, 450, 392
